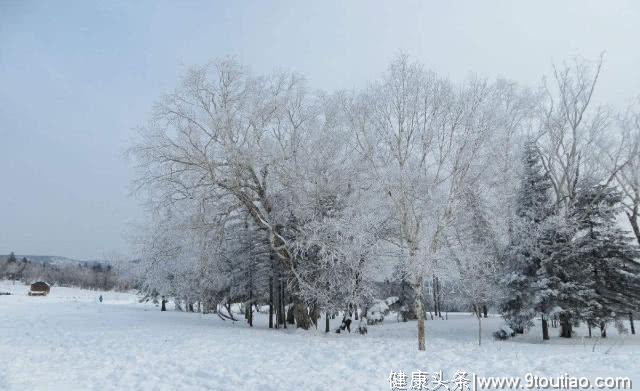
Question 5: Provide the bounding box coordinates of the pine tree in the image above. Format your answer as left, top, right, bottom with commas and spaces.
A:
499, 141, 554, 333
536, 184, 640, 339
7, 252, 17, 263
569, 184, 640, 337
535, 215, 581, 338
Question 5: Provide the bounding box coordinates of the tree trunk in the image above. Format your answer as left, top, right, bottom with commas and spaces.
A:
291, 300, 311, 329
161, 298, 167, 312
436, 277, 442, 318
477, 313, 482, 346
310, 305, 320, 329
325, 312, 330, 333
432, 276, 442, 318
588, 323, 592, 338
560, 313, 572, 338
280, 282, 287, 329
273, 280, 279, 329
630, 313, 636, 335
224, 302, 234, 320
627, 211, 640, 247
274, 278, 281, 328
354, 304, 358, 320
482, 305, 488, 318
541, 316, 549, 341
268, 277, 274, 329
600, 321, 607, 338
415, 276, 425, 351
286, 303, 295, 325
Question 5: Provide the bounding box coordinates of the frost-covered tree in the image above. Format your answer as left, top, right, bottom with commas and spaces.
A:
534, 183, 640, 339
129, 55, 601, 349
132, 59, 332, 327
345, 54, 528, 350
569, 183, 640, 337
288, 145, 388, 328
132, 59, 387, 328
499, 141, 555, 334
536, 55, 610, 209
534, 215, 578, 339
447, 184, 501, 345
613, 99, 640, 247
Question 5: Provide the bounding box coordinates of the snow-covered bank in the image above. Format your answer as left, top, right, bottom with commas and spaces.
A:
1, 282, 638, 391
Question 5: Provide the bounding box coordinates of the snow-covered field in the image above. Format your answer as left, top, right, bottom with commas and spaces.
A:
1, 281, 638, 391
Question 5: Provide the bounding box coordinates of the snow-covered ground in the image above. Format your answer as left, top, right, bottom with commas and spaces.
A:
1, 281, 638, 391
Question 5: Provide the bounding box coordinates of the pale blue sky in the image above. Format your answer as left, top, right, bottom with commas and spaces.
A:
1, 1, 639, 259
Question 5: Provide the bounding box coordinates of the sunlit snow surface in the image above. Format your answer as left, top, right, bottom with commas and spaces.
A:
1, 281, 638, 390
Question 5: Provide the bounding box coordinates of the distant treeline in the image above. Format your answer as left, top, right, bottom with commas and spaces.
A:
0, 252, 134, 291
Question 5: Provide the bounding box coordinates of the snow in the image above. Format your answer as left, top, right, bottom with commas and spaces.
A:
368, 300, 389, 323
1, 281, 638, 391
385, 296, 399, 306
369, 300, 389, 314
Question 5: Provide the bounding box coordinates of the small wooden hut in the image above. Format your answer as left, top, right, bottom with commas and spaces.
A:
29, 281, 50, 296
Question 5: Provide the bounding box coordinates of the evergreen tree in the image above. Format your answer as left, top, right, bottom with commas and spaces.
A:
569, 184, 640, 337
7, 252, 17, 263
535, 215, 582, 338
536, 184, 640, 339
499, 141, 554, 333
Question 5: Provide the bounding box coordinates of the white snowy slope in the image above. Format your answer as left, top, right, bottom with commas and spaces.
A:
0, 281, 638, 391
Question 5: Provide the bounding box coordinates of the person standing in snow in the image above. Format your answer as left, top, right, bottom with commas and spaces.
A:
99, 295, 103, 303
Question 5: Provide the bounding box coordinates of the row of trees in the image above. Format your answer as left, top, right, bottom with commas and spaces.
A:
0, 252, 132, 291
130, 54, 640, 350
501, 144, 639, 341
